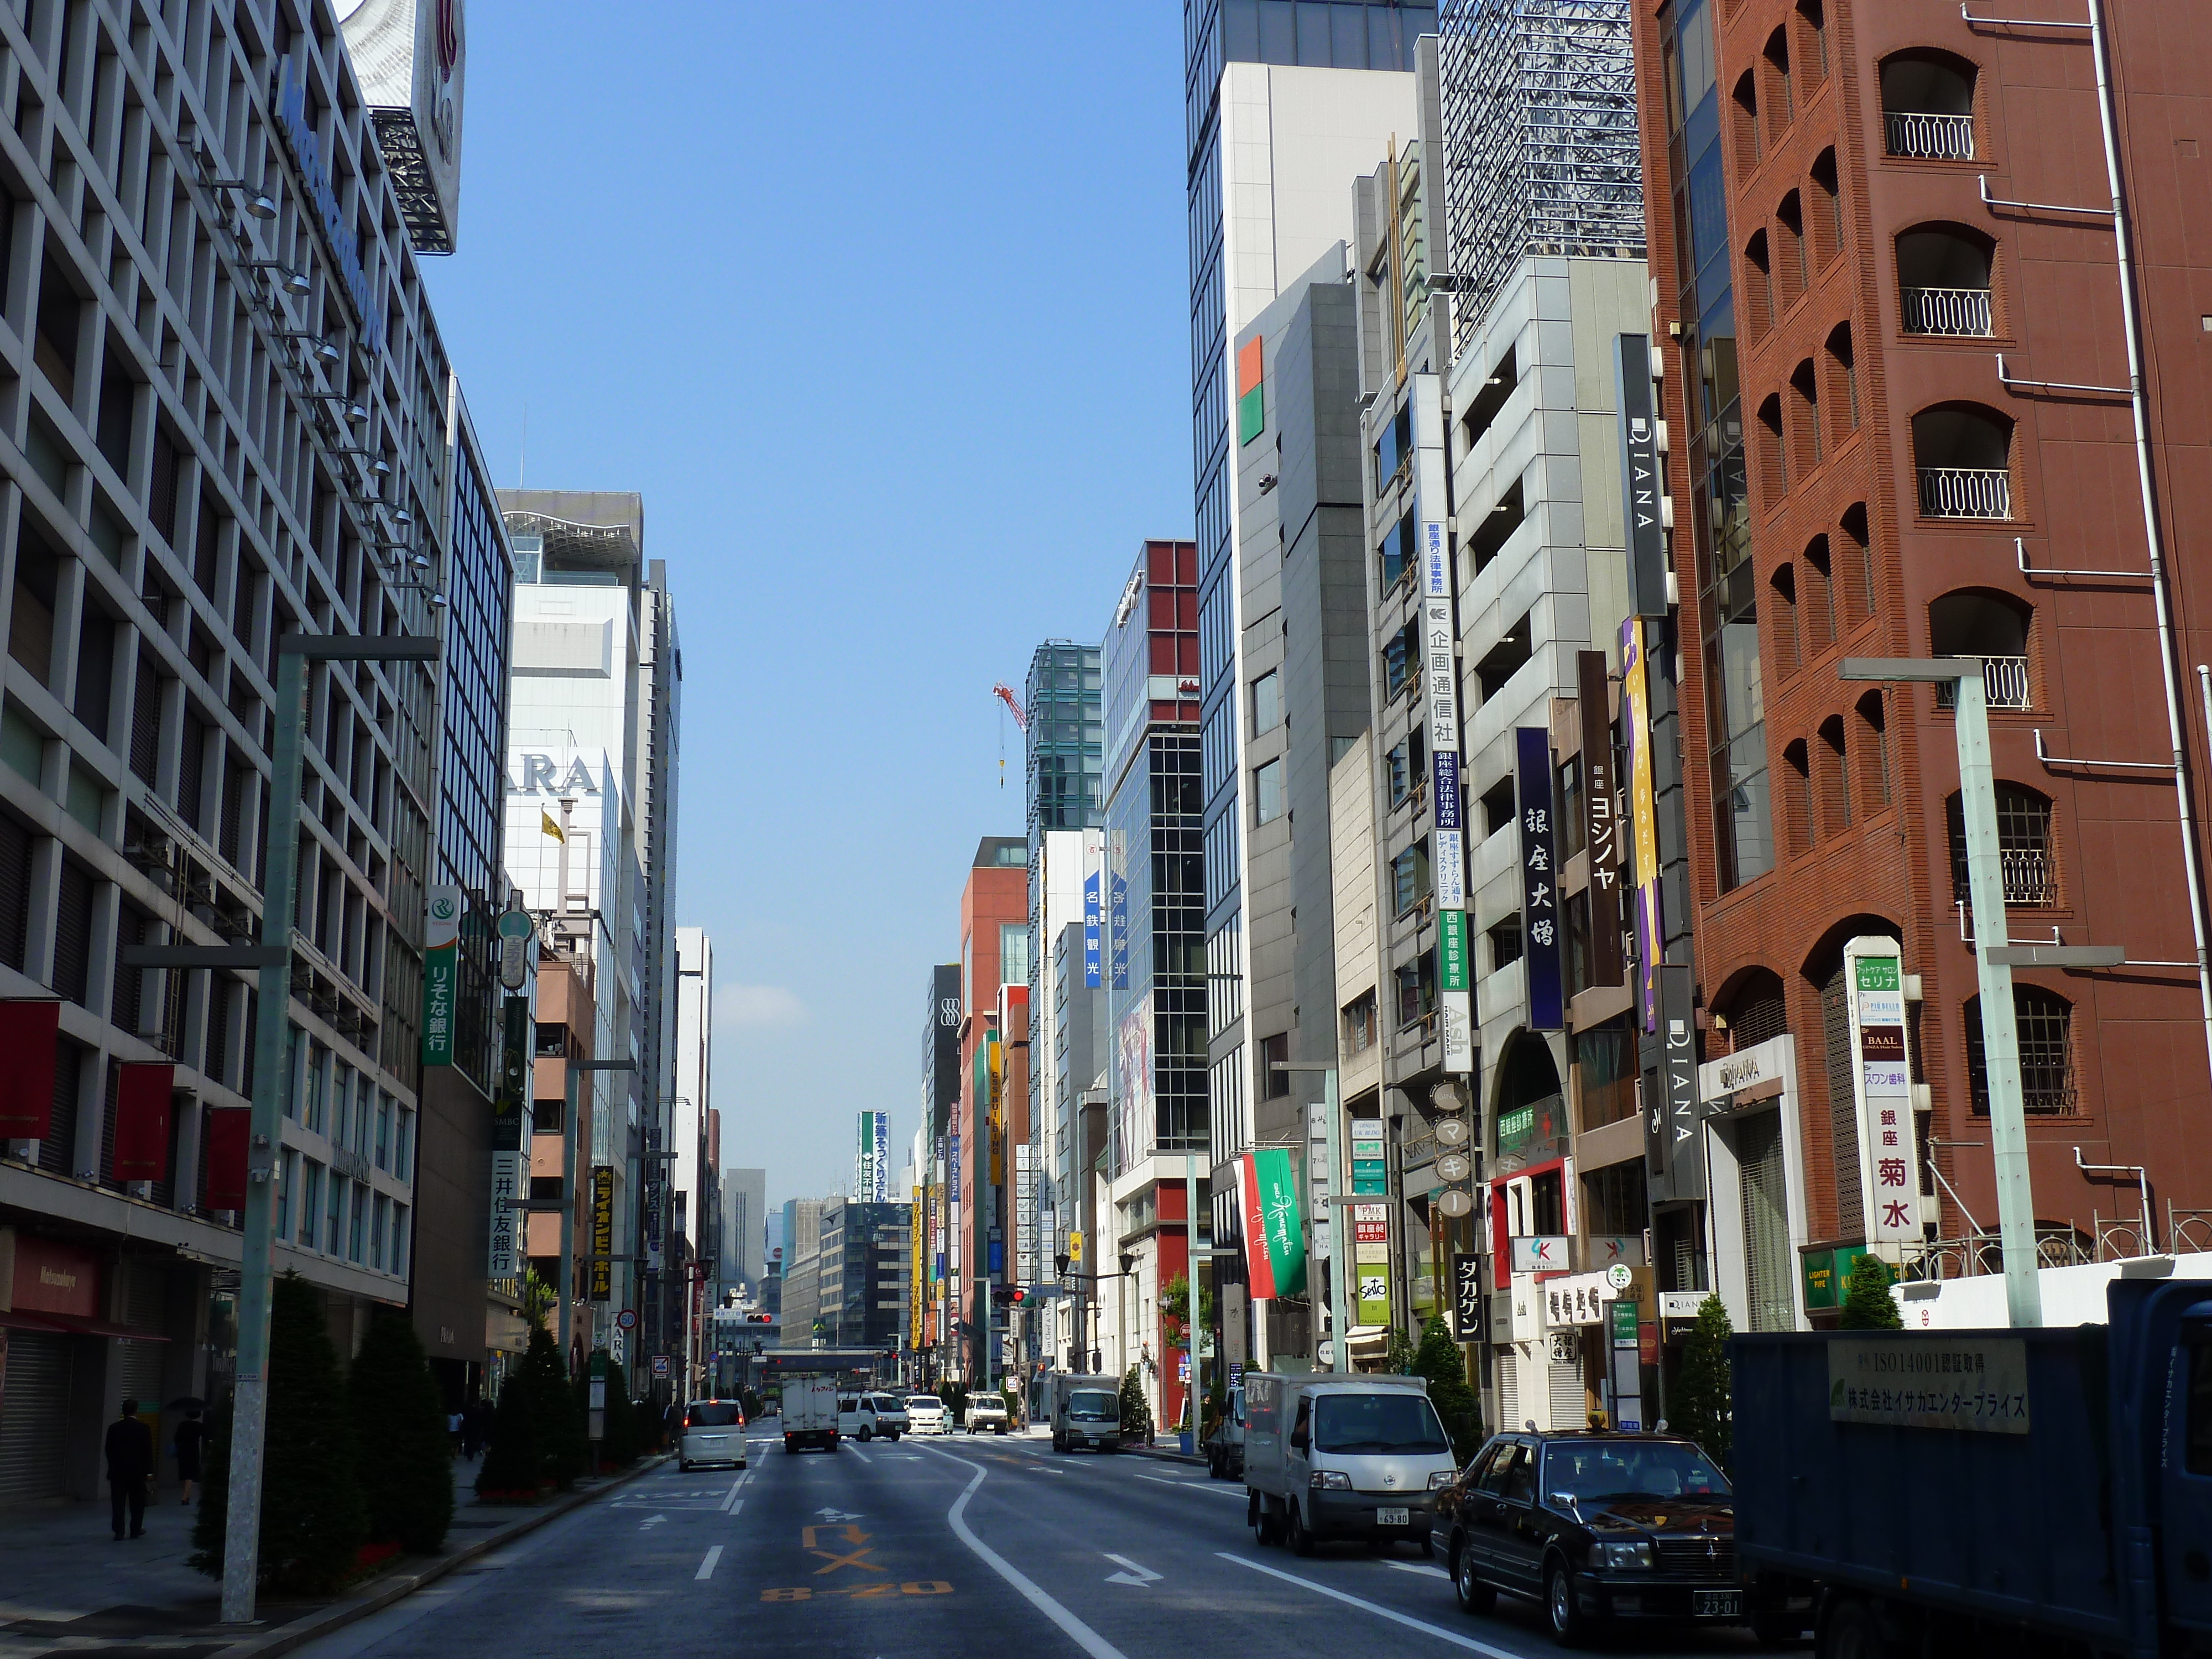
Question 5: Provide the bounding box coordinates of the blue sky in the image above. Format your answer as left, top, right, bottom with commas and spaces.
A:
424, 6, 1193, 1212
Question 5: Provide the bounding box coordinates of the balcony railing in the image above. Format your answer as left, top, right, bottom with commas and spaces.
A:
1936, 655, 2030, 711
1885, 111, 1975, 160
1901, 285, 1993, 336
1918, 466, 2012, 519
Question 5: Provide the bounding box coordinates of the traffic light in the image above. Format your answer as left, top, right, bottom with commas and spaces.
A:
990, 1285, 1029, 1307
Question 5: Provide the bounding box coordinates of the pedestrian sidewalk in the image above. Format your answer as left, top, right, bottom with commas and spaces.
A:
0, 1452, 664, 1659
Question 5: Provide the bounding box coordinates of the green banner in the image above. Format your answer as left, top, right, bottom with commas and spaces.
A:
422, 886, 462, 1067
1251, 1147, 1307, 1298
1438, 908, 1470, 993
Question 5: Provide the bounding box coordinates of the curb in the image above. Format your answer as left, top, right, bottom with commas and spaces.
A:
215, 1454, 672, 1659
1119, 1442, 1207, 1467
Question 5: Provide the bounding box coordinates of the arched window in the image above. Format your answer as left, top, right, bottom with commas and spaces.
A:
1817, 714, 1850, 834
1881, 51, 1978, 159
1717, 967, 1790, 1049
1802, 534, 1835, 653
1743, 229, 1773, 338
1929, 589, 2031, 708
1825, 323, 1859, 438
1840, 502, 1874, 621
1776, 191, 1807, 304
1810, 148, 1843, 266
1913, 404, 2013, 518
1782, 738, 1812, 857
1763, 29, 1794, 139
1856, 690, 1889, 807
1897, 223, 1996, 336
1757, 395, 1787, 504
1733, 71, 1762, 174
1789, 359, 1822, 469
1770, 562, 1799, 673
1945, 781, 2054, 905
1965, 985, 2075, 1115
1795, 0, 1828, 84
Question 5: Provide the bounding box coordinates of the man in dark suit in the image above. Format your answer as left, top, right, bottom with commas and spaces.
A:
104, 1399, 154, 1540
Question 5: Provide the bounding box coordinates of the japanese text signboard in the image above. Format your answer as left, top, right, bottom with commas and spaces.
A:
422, 886, 461, 1066
1575, 651, 1624, 987
1451, 1252, 1483, 1343
1827, 1337, 2030, 1433
590, 1165, 614, 1299
1353, 1203, 1391, 1329
1846, 939, 1922, 1241
1516, 728, 1563, 1030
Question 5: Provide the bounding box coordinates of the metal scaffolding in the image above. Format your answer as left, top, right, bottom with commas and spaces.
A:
1439, 0, 1645, 347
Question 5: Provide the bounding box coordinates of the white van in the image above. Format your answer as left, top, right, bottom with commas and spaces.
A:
679, 1399, 748, 1470
904, 1395, 949, 1435
853, 1392, 908, 1440
1047, 1373, 1123, 1453
1243, 1373, 1457, 1556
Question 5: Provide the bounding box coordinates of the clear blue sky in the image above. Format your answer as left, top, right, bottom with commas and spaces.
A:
424, 6, 1193, 1213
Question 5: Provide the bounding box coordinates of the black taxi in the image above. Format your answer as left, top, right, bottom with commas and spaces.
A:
1435, 1428, 1739, 1645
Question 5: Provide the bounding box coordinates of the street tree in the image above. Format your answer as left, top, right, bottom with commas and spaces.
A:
348, 1309, 452, 1552
1671, 1292, 1734, 1471
1839, 1254, 1905, 1330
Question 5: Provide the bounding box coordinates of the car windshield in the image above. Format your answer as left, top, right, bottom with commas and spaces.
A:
1545, 1441, 1731, 1503
973, 1400, 1004, 1414
1070, 1390, 1118, 1421
1312, 1392, 1449, 1454
906, 1397, 940, 1412
686, 1403, 742, 1427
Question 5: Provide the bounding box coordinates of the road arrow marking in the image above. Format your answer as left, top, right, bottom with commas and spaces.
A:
1103, 1553, 1162, 1588
815, 1507, 863, 1522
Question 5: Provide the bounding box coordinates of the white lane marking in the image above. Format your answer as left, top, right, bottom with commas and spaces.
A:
1103, 1553, 1162, 1588
1385, 1561, 1451, 1579
1137, 1474, 1243, 1496
919, 1445, 1132, 1659
846, 1442, 874, 1464
695, 1545, 723, 1581
718, 1477, 744, 1512
1217, 1553, 1522, 1658
727, 1499, 744, 1517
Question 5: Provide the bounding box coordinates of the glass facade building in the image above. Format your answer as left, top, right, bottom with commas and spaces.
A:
1024, 642, 1103, 838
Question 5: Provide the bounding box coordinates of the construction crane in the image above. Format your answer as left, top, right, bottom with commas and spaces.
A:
993, 683, 1026, 789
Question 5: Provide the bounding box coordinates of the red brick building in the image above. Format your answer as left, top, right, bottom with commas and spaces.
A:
1631, 0, 2212, 1314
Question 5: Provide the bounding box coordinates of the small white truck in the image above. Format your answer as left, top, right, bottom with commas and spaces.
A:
782, 1376, 841, 1453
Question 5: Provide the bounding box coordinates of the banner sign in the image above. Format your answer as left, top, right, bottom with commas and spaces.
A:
1510, 1235, 1571, 1274
591, 1165, 614, 1298
205, 1108, 250, 1211
1432, 750, 1462, 831
1615, 333, 1668, 619
1441, 989, 1475, 1073
1620, 619, 1663, 1032
487, 1151, 521, 1277
1109, 863, 1130, 991
1516, 728, 1563, 1029
1350, 1121, 1387, 1194
1423, 596, 1459, 748
1577, 651, 1624, 987
1353, 1203, 1391, 1328
1828, 1337, 2030, 1433
1645, 964, 1705, 1202
1238, 1147, 1307, 1298
1451, 1251, 1483, 1343
1846, 939, 1921, 1241
0, 999, 60, 1137
1083, 870, 1102, 988
422, 886, 462, 1066
1438, 907, 1472, 995
491, 994, 527, 1152
112, 1063, 174, 1183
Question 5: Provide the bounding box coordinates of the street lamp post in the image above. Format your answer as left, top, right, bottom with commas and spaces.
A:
222, 633, 438, 1624
1841, 658, 2050, 1327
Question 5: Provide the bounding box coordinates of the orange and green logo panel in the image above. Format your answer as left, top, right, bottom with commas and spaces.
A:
1236, 336, 1264, 445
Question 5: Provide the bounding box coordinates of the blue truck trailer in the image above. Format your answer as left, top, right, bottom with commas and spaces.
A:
1730, 1275, 2212, 1658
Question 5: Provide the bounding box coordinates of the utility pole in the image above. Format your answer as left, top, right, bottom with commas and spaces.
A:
214, 634, 438, 1625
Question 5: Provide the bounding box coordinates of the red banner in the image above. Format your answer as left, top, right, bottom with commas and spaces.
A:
112, 1063, 174, 1182
0, 1000, 60, 1138
204, 1108, 250, 1211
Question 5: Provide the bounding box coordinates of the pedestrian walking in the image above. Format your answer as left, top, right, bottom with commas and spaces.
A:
463, 1399, 489, 1460
104, 1400, 153, 1540
447, 1407, 463, 1456
171, 1406, 206, 1506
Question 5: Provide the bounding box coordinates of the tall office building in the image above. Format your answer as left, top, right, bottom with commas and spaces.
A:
917, 961, 959, 1374
674, 927, 712, 1396
954, 837, 1027, 1381
720, 1165, 766, 1291
1185, 3, 1426, 1310
497, 491, 680, 1398
1624, 0, 2212, 1333
0, 3, 500, 1498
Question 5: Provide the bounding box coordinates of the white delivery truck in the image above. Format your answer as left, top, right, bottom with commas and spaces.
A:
782, 1376, 841, 1453
1046, 1373, 1123, 1453
1242, 1371, 1458, 1556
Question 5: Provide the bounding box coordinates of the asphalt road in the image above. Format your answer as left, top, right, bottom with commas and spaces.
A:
295, 1421, 1783, 1659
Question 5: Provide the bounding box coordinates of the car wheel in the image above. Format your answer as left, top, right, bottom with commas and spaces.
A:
859, 1426, 872, 1441
1751, 1609, 1804, 1647
679, 1459, 692, 1472
1545, 1562, 1591, 1648
1453, 1537, 1495, 1613
1288, 1501, 1315, 1557
1817, 1595, 1881, 1659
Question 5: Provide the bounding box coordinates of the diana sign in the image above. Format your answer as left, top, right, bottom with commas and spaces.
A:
272, 62, 387, 357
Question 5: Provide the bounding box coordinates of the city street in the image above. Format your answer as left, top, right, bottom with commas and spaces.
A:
294, 1424, 1772, 1659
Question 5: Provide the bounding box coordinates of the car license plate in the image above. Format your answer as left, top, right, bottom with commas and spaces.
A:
1694, 1591, 1741, 1618
1376, 1507, 1410, 1527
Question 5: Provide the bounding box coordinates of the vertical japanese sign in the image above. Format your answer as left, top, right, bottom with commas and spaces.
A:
1516, 727, 1564, 1030
1349, 1121, 1387, 1194
1014, 1142, 1036, 1286
1577, 651, 1624, 988
1620, 618, 1663, 1032
1353, 1203, 1391, 1329
1451, 1252, 1483, 1343
1644, 964, 1705, 1202
422, 885, 461, 1066
1109, 828, 1130, 991
1237, 1148, 1307, 1297
1083, 871, 1102, 988
1306, 1103, 1332, 1264
1846, 938, 1921, 1241
487, 993, 527, 1277
1615, 333, 1670, 619
590, 1165, 614, 1298
1416, 373, 1472, 1075
855, 1109, 889, 1202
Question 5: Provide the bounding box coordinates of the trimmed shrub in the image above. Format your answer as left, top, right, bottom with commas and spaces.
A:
1672, 1292, 1735, 1470
348, 1310, 453, 1553
1839, 1254, 1904, 1330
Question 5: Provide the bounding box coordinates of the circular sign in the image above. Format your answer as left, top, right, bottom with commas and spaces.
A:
615, 1308, 638, 1331
1435, 1189, 1473, 1218
1434, 1117, 1470, 1146
1436, 1152, 1473, 1183
496, 909, 535, 939
1606, 1263, 1635, 1291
